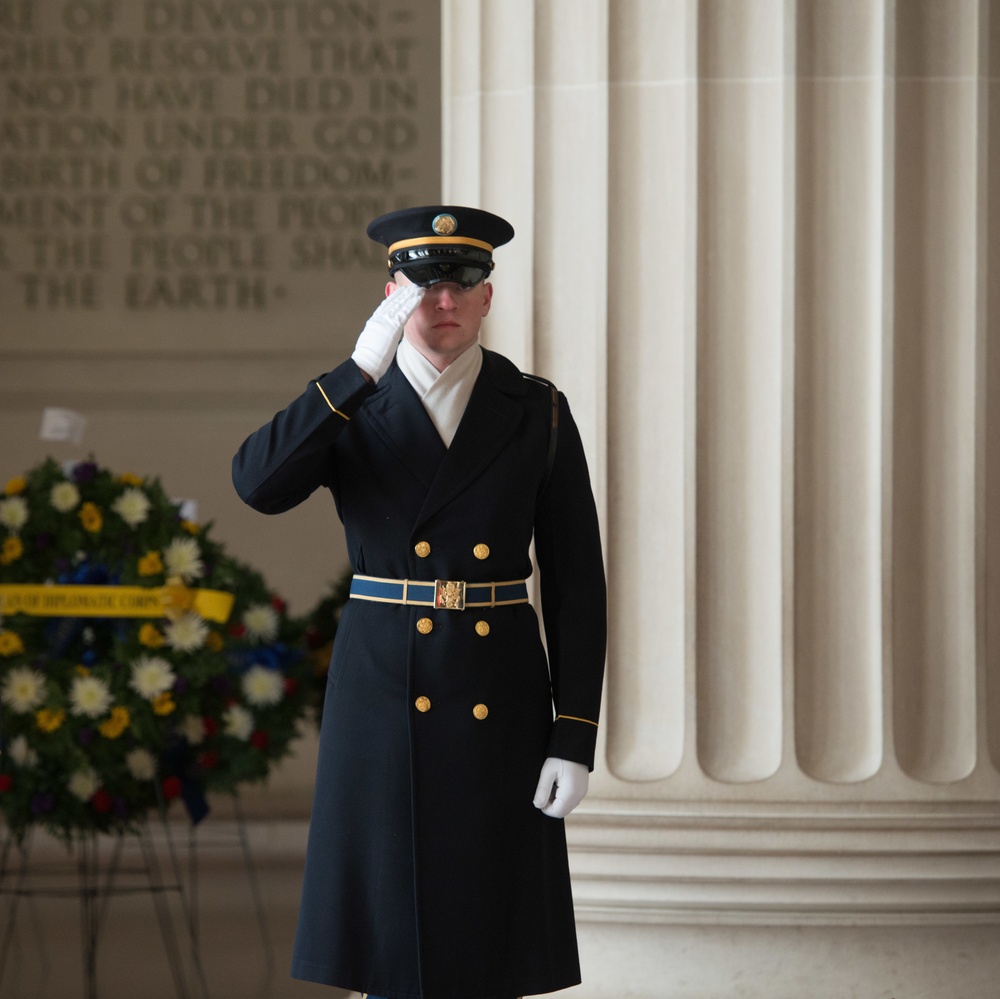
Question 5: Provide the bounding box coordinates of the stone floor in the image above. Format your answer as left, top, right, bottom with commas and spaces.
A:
0, 817, 351, 999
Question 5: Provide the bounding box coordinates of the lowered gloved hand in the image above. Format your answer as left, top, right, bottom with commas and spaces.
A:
532, 757, 589, 819
351, 283, 425, 383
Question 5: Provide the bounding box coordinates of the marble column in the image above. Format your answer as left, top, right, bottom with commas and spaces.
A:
443, 1, 1000, 996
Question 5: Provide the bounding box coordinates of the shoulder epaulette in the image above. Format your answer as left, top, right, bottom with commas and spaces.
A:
522, 374, 560, 490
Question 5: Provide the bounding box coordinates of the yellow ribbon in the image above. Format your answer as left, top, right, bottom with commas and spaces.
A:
0, 582, 234, 624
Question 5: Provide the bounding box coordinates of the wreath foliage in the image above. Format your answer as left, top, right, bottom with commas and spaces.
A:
0, 458, 312, 842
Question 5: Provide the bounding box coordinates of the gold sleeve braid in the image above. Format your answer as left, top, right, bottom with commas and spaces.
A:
313, 380, 350, 421
555, 714, 599, 728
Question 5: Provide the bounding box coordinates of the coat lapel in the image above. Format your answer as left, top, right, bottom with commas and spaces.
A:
362, 362, 447, 490
416, 350, 527, 527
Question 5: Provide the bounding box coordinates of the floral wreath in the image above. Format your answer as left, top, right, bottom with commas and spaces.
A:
0, 458, 312, 842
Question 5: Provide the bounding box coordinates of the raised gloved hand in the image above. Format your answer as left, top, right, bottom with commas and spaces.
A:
532, 757, 589, 819
351, 283, 425, 383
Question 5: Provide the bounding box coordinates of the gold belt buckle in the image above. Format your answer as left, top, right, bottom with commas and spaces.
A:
434, 579, 466, 610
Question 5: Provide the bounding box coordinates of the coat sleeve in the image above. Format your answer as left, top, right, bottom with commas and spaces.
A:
533, 393, 607, 771
232, 359, 376, 514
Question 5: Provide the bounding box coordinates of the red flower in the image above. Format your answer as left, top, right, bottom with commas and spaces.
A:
162, 776, 183, 800
0, 774, 13, 793
91, 789, 113, 813
283, 677, 299, 695
202, 716, 219, 738
198, 750, 219, 770
228, 622, 246, 638
271, 595, 287, 614
250, 730, 269, 750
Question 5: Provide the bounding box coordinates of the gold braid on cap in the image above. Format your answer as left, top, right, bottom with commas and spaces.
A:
388, 235, 495, 255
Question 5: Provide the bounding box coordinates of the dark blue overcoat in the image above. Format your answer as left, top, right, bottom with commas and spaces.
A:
232, 348, 607, 999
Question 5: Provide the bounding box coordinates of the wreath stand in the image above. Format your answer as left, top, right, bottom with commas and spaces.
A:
182, 794, 276, 999
0, 806, 209, 999
0, 796, 275, 999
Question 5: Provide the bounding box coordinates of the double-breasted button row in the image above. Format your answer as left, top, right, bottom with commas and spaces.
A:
416, 618, 490, 636
413, 541, 492, 559
413, 697, 489, 720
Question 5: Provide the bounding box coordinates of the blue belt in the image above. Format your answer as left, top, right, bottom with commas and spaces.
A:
350, 575, 529, 611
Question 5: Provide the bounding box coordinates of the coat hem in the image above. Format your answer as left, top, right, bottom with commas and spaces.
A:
291, 960, 580, 999
291, 961, 423, 998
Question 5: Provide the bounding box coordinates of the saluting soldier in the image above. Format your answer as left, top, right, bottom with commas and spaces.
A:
232, 206, 607, 999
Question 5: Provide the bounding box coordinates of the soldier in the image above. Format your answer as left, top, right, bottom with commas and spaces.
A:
232, 206, 607, 999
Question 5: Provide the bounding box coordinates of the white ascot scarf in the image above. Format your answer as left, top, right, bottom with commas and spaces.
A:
396, 335, 483, 448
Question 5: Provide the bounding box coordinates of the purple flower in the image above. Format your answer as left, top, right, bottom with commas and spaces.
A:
113, 797, 129, 819
31, 792, 55, 815
77, 728, 96, 746
173, 676, 189, 695
210, 676, 232, 696
34, 532, 54, 551
72, 461, 98, 484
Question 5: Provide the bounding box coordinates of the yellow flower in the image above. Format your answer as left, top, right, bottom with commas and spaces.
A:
152, 691, 176, 716
139, 623, 165, 648
205, 631, 225, 653
99, 705, 131, 738
181, 520, 200, 535
138, 551, 164, 576
118, 473, 144, 486
4, 476, 26, 495
0, 629, 25, 657
0, 536, 23, 566
74, 664, 91, 677
79, 502, 102, 533
36, 708, 66, 733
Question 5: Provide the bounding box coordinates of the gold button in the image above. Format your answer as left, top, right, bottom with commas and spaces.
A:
473, 703, 488, 720
473, 543, 490, 560
415, 696, 431, 713
415, 541, 431, 558
416, 618, 433, 634
475, 620, 490, 637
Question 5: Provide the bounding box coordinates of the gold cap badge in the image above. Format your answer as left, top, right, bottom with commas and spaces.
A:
432, 213, 458, 236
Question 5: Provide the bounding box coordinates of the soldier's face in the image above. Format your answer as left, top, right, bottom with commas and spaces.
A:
389, 272, 493, 372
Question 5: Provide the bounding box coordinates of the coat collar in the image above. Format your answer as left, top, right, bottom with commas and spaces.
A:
363, 361, 447, 490
415, 349, 528, 527
362, 350, 529, 526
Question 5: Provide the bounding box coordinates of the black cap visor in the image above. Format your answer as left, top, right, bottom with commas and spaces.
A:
390, 245, 493, 289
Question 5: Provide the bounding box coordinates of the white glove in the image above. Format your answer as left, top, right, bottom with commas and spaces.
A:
532, 757, 589, 819
351, 283, 425, 383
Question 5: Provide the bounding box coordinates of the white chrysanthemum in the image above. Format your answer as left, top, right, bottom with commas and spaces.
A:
0, 496, 29, 530
67, 767, 100, 801
69, 675, 113, 718
164, 613, 208, 653
125, 747, 157, 781
241, 665, 284, 707
49, 481, 81, 513
222, 703, 254, 741
179, 714, 206, 746
129, 655, 176, 700
163, 537, 204, 582
242, 603, 279, 642
111, 487, 151, 527
0, 666, 47, 714
8, 734, 38, 768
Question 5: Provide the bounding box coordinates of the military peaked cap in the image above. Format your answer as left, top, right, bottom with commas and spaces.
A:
367, 205, 515, 288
